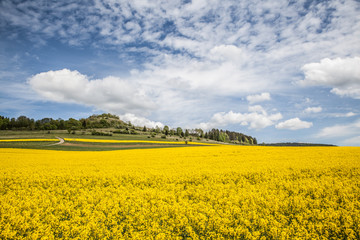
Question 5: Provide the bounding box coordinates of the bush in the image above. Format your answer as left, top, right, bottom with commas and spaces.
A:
91, 130, 112, 136
161, 135, 166, 139
113, 130, 129, 134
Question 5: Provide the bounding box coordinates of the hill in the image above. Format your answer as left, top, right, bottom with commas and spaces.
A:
0, 113, 257, 145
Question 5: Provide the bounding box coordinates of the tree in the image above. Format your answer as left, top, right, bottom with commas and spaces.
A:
66, 118, 81, 131
143, 126, 147, 132
176, 127, 183, 136
58, 119, 66, 129
17, 116, 31, 129
163, 125, 169, 135
204, 132, 208, 139
169, 129, 175, 136
80, 118, 87, 129
185, 129, 189, 137
0, 116, 10, 130
219, 131, 229, 142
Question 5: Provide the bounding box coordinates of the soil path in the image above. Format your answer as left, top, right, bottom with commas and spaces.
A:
47, 137, 65, 146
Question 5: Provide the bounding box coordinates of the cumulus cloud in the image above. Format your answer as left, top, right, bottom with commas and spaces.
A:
300, 57, 360, 99
246, 93, 271, 104
199, 106, 282, 130
304, 106, 322, 114
119, 113, 164, 129
275, 118, 313, 130
27, 69, 155, 115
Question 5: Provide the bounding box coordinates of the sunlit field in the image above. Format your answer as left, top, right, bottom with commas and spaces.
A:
1, 145, 360, 239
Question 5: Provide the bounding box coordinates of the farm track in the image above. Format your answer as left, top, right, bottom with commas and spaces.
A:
46, 136, 64, 146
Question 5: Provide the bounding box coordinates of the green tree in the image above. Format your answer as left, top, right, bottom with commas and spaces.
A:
219, 132, 229, 142
16, 116, 31, 129
185, 129, 189, 137
176, 127, 183, 136
163, 125, 169, 135
204, 132, 208, 139
66, 118, 81, 131
0, 116, 10, 130
80, 118, 87, 129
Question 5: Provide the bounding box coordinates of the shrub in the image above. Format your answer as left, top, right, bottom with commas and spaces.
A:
91, 130, 112, 136
113, 130, 129, 134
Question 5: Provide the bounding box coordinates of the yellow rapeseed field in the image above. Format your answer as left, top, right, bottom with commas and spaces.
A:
1, 146, 360, 239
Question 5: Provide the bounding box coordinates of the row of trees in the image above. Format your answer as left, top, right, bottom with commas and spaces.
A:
207, 129, 257, 144
145, 126, 256, 144
0, 114, 127, 131
0, 114, 257, 144
159, 127, 256, 144
0, 116, 80, 131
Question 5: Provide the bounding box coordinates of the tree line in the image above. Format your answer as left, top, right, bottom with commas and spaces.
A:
0, 114, 124, 132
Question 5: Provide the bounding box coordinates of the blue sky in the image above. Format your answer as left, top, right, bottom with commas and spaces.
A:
1, 0, 360, 145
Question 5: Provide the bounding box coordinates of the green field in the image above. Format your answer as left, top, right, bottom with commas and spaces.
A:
0, 130, 217, 151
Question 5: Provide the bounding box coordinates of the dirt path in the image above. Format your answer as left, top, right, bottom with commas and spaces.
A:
47, 137, 65, 146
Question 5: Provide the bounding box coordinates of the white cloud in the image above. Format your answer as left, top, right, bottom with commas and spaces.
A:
199, 107, 282, 130
119, 113, 164, 129
316, 119, 360, 139
300, 57, 360, 99
248, 105, 267, 115
342, 136, 360, 146
209, 45, 243, 62
27, 69, 155, 115
304, 106, 322, 114
246, 93, 271, 104
275, 118, 313, 130
333, 112, 357, 118
134, 53, 274, 97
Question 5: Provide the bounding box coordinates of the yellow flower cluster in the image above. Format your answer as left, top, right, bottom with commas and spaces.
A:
1, 146, 359, 239
64, 138, 218, 145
